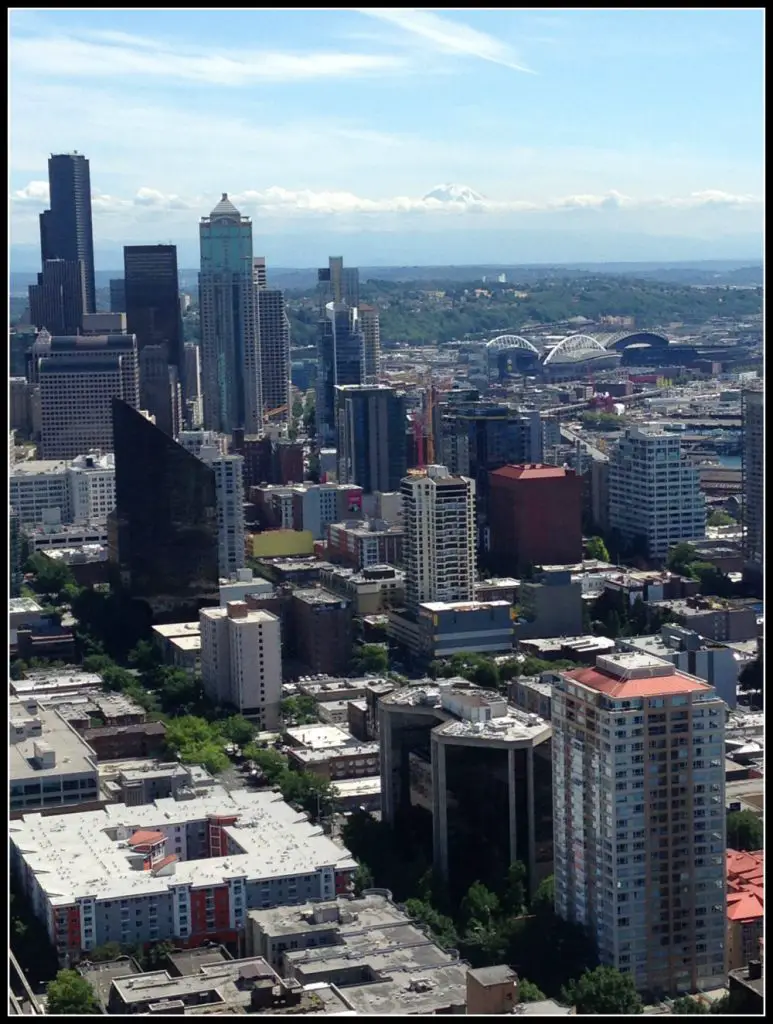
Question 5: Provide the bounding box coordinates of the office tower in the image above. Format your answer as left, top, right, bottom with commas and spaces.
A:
199, 194, 261, 434
741, 386, 763, 571
111, 400, 219, 613
110, 278, 126, 313
358, 304, 381, 383
183, 342, 203, 425
39, 152, 96, 314
82, 312, 126, 334
518, 567, 583, 639
488, 464, 583, 573
253, 256, 267, 291
10, 508, 23, 597
198, 445, 246, 576
608, 426, 706, 560
258, 289, 290, 419
139, 343, 183, 437
379, 680, 553, 890
34, 334, 139, 458
124, 245, 184, 387
552, 652, 727, 996
316, 302, 364, 444
317, 256, 359, 311
28, 259, 86, 335
199, 602, 281, 726
177, 429, 229, 459
439, 404, 543, 550
335, 384, 407, 493
10, 377, 34, 437
401, 465, 476, 612
66, 452, 116, 524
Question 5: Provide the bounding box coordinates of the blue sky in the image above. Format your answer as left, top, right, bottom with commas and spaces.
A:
9, 8, 764, 265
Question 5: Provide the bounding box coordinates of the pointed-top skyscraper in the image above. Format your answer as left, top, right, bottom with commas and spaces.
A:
198, 194, 261, 434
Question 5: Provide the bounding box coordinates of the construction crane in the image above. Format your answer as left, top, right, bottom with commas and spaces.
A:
265, 404, 288, 420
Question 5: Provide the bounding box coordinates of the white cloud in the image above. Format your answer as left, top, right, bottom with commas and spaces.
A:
12, 181, 759, 221
357, 8, 534, 73
11, 29, 406, 85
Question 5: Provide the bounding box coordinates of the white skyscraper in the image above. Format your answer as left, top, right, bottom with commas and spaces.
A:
608, 425, 705, 560
199, 445, 245, 576
358, 304, 381, 383
401, 465, 476, 612
198, 194, 261, 434
199, 601, 282, 727
552, 652, 727, 996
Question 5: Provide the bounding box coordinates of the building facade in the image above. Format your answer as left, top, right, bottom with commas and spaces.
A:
109, 278, 125, 313
28, 259, 86, 336
741, 387, 763, 572
198, 446, 246, 576
257, 289, 290, 420
335, 384, 407, 494
199, 195, 261, 434
111, 400, 219, 614
36, 334, 140, 459
138, 343, 183, 438
124, 244, 183, 385
316, 302, 364, 445
358, 303, 381, 383
488, 464, 583, 574
39, 152, 96, 314
608, 427, 706, 561
552, 652, 727, 996
200, 602, 281, 727
401, 466, 476, 613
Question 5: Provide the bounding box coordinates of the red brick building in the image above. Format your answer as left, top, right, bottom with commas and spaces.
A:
488, 464, 583, 573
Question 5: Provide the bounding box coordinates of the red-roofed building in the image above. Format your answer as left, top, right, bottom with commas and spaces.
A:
727, 849, 764, 970
488, 464, 582, 572
552, 652, 727, 996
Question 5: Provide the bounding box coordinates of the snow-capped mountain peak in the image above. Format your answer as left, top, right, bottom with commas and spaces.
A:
422, 183, 485, 204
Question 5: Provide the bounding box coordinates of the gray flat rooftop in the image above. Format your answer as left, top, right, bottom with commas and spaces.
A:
10, 700, 97, 782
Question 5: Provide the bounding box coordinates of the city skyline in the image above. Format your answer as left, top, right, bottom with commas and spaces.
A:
10, 9, 763, 265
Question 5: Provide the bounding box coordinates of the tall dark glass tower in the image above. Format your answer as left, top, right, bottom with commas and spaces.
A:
28, 258, 86, 335
111, 400, 219, 615
124, 245, 184, 386
335, 384, 407, 493
316, 302, 364, 445
40, 152, 96, 314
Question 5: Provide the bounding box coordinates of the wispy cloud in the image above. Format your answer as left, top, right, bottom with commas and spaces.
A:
357, 8, 535, 73
11, 181, 760, 218
11, 28, 406, 85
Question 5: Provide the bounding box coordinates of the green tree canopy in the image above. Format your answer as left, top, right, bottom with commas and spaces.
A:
585, 536, 610, 562
217, 715, 256, 748
281, 695, 319, 725
127, 639, 160, 672
461, 881, 500, 928
666, 542, 699, 576
352, 862, 374, 896
707, 509, 734, 527
352, 643, 389, 675
502, 861, 528, 916
25, 552, 76, 602
531, 874, 555, 916
518, 978, 547, 1003
672, 995, 710, 1014
562, 966, 643, 1015
46, 970, 100, 1015
726, 810, 763, 851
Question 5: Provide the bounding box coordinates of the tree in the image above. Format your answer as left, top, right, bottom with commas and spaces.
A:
46, 970, 100, 1015
672, 996, 709, 1014
518, 979, 547, 1003
87, 941, 124, 962
461, 881, 500, 928
218, 715, 256, 748
586, 536, 610, 562
245, 747, 289, 784
666, 542, 699, 577
10, 659, 27, 680
726, 810, 763, 851
708, 509, 734, 527
352, 862, 374, 896
531, 874, 555, 916
404, 898, 459, 950
709, 994, 730, 1014
352, 643, 389, 675
502, 861, 528, 916
281, 695, 319, 725
470, 659, 500, 691
25, 552, 76, 602
562, 966, 643, 1015
128, 639, 160, 672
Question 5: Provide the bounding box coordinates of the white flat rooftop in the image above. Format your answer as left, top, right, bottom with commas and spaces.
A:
11, 787, 356, 906
152, 622, 201, 639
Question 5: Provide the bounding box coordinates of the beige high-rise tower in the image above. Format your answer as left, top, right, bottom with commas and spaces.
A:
358, 304, 381, 383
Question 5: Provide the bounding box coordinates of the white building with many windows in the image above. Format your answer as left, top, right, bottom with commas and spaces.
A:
608, 426, 705, 560
400, 465, 476, 612
552, 652, 726, 997
200, 602, 281, 727
199, 445, 245, 575
10, 451, 115, 527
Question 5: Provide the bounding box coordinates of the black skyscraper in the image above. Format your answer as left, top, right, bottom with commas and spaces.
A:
28, 258, 86, 335
40, 153, 96, 314
124, 245, 184, 389
110, 400, 219, 615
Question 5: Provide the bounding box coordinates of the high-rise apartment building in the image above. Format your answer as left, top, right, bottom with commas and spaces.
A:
317, 302, 364, 444
34, 335, 139, 458
110, 278, 126, 313
317, 256, 359, 311
10, 508, 23, 597
199, 194, 261, 434
552, 652, 727, 996
258, 290, 290, 419
198, 445, 246, 576
124, 244, 184, 390
608, 426, 706, 560
39, 152, 96, 314
401, 466, 476, 612
183, 342, 203, 426
741, 387, 763, 572
488, 464, 583, 573
139, 344, 183, 438
358, 304, 381, 383
252, 256, 267, 291
335, 384, 407, 494
199, 602, 282, 726
111, 400, 219, 614
28, 259, 86, 336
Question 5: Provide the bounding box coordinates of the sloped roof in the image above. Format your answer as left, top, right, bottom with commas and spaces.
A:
210, 193, 241, 217
491, 464, 571, 481
128, 829, 165, 847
